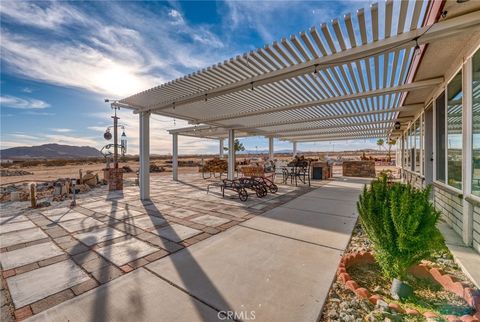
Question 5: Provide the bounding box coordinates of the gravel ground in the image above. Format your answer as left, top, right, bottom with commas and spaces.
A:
319, 222, 477, 322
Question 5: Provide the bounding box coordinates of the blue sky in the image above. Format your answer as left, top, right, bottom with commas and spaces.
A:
0, 0, 382, 155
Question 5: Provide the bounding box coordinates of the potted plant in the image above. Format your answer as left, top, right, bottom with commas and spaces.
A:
357, 176, 444, 299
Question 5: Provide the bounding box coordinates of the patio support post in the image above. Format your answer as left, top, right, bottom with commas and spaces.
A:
219, 139, 224, 159
172, 133, 178, 181
268, 137, 274, 160
228, 129, 235, 180
292, 142, 297, 157
139, 111, 150, 200
462, 57, 473, 246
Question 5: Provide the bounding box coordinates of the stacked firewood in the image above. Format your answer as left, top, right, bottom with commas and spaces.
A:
199, 158, 227, 173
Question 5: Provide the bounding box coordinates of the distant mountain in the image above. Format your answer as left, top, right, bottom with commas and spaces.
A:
0, 143, 102, 160
238, 149, 293, 154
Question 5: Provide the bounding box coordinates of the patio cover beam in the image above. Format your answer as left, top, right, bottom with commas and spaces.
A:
258, 118, 409, 137
131, 11, 480, 113
194, 79, 441, 124
236, 104, 423, 131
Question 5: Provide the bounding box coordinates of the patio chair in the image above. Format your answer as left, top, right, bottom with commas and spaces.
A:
286, 161, 311, 187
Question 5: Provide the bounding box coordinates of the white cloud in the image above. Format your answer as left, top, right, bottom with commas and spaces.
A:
22, 87, 33, 93
0, 1, 88, 29
0, 2, 231, 98
0, 95, 50, 109
51, 128, 72, 133
22, 111, 56, 116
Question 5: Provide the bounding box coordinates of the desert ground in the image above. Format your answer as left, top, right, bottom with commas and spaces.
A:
0, 150, 397, 187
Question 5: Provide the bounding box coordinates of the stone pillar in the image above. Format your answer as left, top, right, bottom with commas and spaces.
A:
293, 142, 297, 157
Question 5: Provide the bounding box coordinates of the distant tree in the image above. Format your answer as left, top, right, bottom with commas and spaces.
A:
223, 139, 245, 152
387, 138, 397, 161
377, 139, 385, 151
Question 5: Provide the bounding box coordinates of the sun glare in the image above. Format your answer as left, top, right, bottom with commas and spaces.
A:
95, 65, 146, 97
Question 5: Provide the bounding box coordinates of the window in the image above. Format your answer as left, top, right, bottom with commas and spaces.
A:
447, 70, 463, 190
415, 118, 421, 173
472, 49, 480, 196
421, 114, 425, 175
436, 92, 446, 183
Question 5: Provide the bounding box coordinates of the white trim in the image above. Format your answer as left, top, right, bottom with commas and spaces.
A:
433, 180, 463, 196
463, 54, 473, 245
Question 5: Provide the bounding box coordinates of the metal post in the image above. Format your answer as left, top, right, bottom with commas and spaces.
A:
112, 106, 119, 169
268, 137, 274, 160
139, 111, 150, 200
219, 139, 224, 159
172, 133, 178, 181
292, 142, 297, 157
228, 129, 235, 180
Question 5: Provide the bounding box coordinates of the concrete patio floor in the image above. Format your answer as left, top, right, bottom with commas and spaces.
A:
0, 174, 367, 321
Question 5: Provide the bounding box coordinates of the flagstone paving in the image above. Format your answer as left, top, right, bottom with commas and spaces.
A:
7, 260, 90, 308
0, 242, 63, 270
0, 173, 323, 320
95, 239, 158, 267
1, 228, 48, 248
58, 217, 104, 233
74, 228, 126, 246
0, 221, 36, 234
152, 223, 202, 242
191, 215, 230, 227
43, 211, 87, 223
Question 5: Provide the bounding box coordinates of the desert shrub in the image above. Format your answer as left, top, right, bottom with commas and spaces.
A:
357, 176, 444, 280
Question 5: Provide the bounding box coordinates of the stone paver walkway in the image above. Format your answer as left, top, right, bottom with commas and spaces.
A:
1, 174, 366, 321
0, 173, 314, 321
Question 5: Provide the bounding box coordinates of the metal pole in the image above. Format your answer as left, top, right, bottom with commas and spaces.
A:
112, 106, 119, 169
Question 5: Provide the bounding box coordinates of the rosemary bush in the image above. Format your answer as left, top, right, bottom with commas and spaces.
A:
357, 176, 444, 280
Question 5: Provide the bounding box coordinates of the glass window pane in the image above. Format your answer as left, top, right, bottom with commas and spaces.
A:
436, 92, 446, 182
472, 49, 480, 196
447, 70, 463, 190
415, 118, 421, 173
422, 114, 425, 175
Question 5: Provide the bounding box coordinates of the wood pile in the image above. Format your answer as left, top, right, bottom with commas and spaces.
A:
199, 158, 227, 173
0, 169, 34, 177
150, 164, 165, 173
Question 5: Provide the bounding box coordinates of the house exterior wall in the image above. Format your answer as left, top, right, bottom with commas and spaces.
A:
473, 204, 480, 253
434, 185, 464, 237
399, 38, 480, 254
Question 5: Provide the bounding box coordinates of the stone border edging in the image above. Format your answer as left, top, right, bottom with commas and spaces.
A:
337, 252, 480, 322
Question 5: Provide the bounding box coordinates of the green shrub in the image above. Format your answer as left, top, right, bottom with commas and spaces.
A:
357, 176, 444, 280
